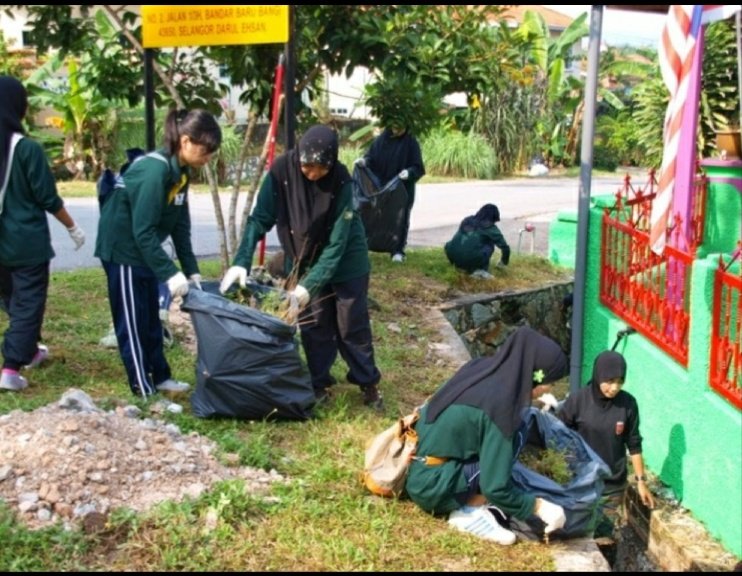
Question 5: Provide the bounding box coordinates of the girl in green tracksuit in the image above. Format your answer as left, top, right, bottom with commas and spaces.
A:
221, 125, 383, 410
445, 204, 510, 278
95, 108, 221, 398
0, 75, 86, 392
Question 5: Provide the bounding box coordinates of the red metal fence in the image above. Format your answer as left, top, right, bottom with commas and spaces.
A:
599, 170, 707, 367
710, 248, 742, 409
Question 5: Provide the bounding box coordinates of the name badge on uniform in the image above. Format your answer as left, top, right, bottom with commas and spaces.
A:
615, 421, 625, 436
168, 174, 188, 205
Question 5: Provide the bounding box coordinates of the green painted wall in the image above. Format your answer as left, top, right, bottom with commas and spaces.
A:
698, 161, 742, 257
549, 210, 578, 269
550, 194, 742, 558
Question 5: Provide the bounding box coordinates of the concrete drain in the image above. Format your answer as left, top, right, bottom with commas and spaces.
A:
599, 524, 658, 572
601, 484, 740, 572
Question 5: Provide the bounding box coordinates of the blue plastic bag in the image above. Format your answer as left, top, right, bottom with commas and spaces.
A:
510, 407, 612, 539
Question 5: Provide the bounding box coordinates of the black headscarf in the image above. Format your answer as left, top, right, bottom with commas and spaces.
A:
367, 127, 425, 183
269, 125, 351, 266
0, 76, 28, 187
589, 350, 627, 410
460, 204, 500, 233
426, 326, 569, 437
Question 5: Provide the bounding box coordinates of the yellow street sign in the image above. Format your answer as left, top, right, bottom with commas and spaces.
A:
142, 5, 289, 48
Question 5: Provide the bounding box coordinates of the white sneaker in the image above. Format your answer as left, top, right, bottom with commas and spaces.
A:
471, 269, 494, 280
0, 371, 29, 391
392, 253, 405, 263
155, 379, 191, 393
99, 327, 118, 349
448, 506, 517, 545
24, 344, 49, 369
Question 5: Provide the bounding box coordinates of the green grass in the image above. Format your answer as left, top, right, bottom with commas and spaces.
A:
0, 249, 573, 571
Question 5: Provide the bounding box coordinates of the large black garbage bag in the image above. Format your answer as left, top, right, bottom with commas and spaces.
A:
181, 283, 315, 421
353, 164, 408, 254
509, 407, 612, 539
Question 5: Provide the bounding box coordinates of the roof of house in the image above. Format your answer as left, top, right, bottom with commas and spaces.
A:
494, 5, 670, 30
496, 6, 576, 30
606, 5, 669, 14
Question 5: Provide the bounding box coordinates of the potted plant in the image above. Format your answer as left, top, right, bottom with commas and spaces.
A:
701, 18, 741, 160
714, 123, 741, 160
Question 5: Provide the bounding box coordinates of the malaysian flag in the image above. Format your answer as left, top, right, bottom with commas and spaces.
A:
650, 4, 741, 255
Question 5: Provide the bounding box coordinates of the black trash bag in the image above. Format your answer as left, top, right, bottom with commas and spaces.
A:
181, 282, 315, 422
508, 407, 612, 540
352, 164, 408, 254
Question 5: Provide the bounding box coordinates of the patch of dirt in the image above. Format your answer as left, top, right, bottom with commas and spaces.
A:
0, 389, 284, 531
168, 302, 198, 355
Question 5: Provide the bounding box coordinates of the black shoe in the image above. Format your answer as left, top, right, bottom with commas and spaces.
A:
362, 385, 384, 412
314, 387, 331, 406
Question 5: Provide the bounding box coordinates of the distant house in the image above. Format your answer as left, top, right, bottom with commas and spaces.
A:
499, 5, 576, 37
0, 7, 26, 48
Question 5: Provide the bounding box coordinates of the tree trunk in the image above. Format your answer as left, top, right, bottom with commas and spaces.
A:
227, 111, 258, 258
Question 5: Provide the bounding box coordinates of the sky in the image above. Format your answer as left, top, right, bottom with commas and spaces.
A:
550, 5, 667, 48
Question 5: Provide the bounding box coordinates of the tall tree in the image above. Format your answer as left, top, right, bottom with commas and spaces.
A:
3, 5, 527, 260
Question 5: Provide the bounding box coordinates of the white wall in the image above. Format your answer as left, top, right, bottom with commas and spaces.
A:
0, 8, 27, 48
325, 66, 374, 120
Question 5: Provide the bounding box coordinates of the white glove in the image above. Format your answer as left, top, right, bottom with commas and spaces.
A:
67, 224, 86, 251
167, 272, 190, 298
189, 274, 203, 290
399, 169, 410, 181
354, 158, 366, 168
290, 284, 310, 308
220, 266, 248, 294
537, 393, 559, 413
535, 498, 566, 535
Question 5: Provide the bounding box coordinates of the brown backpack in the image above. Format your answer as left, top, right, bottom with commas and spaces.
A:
362, 409, 420, 498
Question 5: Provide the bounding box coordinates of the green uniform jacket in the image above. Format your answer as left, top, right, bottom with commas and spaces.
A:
444, 225, 510, 273
0, 138, 64, 267
406, 404, 536, 519
94, 151, 199, 283
232, 174, 369, 295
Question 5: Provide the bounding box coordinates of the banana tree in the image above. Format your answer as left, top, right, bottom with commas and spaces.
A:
26, 54, 120, 179
515, 10, 589, 167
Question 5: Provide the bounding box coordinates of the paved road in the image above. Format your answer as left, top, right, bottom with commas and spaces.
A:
49, 173, 643, 271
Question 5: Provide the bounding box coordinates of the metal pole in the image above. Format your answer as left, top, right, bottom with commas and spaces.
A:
258, 54, 286, 267
144, 49, 156, 152
570, 5, 604, 395
284, 5, 296, 150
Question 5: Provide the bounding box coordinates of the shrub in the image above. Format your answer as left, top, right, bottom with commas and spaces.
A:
421, 128, 497, 180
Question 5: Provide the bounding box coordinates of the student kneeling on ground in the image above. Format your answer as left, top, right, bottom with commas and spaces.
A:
406, 326, 569, 545
445, 204, 510, 280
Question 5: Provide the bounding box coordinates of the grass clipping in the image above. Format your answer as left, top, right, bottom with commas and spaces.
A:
518, 442, 573, 486
227, 285, 297, 325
